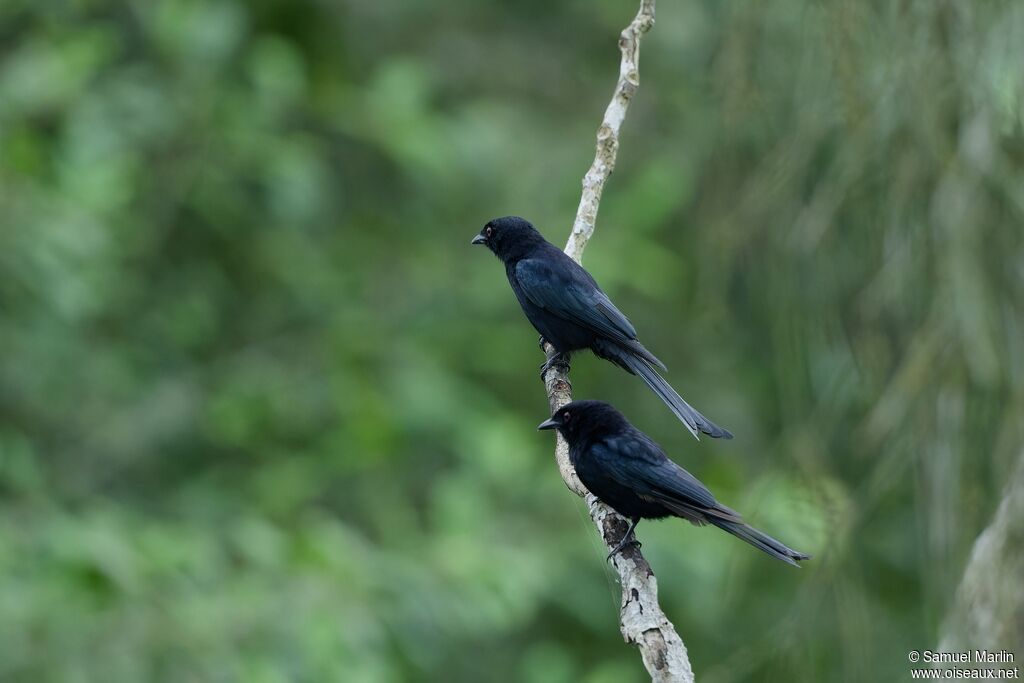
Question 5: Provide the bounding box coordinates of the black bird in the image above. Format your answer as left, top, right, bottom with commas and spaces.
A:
472, 216, 730, 440
538, 400, 810, 566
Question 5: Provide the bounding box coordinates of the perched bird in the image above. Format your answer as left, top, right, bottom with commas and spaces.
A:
538, 400, 810, 566
472, 215, 731, 439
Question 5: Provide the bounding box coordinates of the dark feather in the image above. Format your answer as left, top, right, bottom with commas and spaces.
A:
547, 400, 809, 567
476, 216, 730, 438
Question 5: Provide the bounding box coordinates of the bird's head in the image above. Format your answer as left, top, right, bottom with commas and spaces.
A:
537, 400, 628, 444
471, 216, 546, 261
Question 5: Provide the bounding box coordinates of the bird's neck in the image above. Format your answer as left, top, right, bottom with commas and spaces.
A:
567, 431, 607, 464
566, 440, 585, 469
500, 236, 551, 265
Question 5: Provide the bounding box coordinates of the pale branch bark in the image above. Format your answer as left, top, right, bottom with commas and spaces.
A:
939, 450, 1024, 655
564, 0, 657, 261
541, 1, 695, 681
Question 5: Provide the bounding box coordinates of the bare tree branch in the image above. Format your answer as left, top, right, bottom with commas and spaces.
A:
939, 450, 1024, 656
541, 1, 695, 680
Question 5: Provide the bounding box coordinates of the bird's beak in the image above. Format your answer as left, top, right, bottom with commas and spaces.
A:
471, 234, 487, 245
537, 417, 560, 431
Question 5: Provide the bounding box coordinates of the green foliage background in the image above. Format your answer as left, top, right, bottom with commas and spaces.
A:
1, 0, 1022, 681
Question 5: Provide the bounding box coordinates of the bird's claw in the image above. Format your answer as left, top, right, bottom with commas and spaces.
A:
606, 537, 641, 561
537, 335, 548, 351
539, 353, 570, 379
606, 516, 642, 560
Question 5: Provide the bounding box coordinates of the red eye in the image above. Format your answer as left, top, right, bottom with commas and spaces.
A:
485, 226, 493, 237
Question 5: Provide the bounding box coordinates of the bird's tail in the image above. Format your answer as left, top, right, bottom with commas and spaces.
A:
709, 518, 811, 567
594, 340, 733, 440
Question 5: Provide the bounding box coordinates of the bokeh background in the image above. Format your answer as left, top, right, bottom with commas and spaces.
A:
2, 0, 1023, 681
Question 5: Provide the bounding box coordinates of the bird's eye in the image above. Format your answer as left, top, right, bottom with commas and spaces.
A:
562, 411, 571, 421
485, 226, 494, 238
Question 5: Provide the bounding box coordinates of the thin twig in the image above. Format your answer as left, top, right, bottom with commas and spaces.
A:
541, 1, 695, 681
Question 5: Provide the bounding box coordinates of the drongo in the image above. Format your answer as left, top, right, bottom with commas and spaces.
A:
538, 400, 810, 566
473, 216, 730, 440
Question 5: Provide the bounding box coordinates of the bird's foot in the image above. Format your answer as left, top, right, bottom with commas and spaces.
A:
606, 517, 642, 560
539, 352, 570, 379
537, 335, 548, 352
606, 536, 641, 561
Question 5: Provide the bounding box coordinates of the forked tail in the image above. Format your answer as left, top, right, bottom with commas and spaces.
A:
595, 341, 733, 440
710, 518, 811, 567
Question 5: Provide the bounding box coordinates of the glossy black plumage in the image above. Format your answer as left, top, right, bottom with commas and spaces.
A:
538, 400, 810, 566
473, 216, 731, 440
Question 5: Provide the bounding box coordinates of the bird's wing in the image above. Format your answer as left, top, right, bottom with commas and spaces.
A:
515, 257, 638, 344
591, 434, 741, 523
